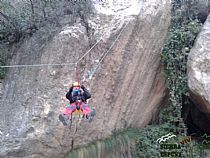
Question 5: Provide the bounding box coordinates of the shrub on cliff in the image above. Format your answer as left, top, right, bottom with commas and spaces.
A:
0, 0, 92, 44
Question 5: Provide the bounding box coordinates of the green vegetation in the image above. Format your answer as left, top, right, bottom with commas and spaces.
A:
64, 128, 140, 158
0, 0, 92, 44
0, 48, 8, 79
135, 0, 206, 157
160, 0, 203, 125
0, 0, 92, 78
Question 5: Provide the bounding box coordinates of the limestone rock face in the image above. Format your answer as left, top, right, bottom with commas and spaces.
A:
0, 0, 170, 157
187, 14, 210, 122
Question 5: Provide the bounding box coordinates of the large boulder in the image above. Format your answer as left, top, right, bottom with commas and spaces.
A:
0, 0, 171, 157
187, 14, 210, 133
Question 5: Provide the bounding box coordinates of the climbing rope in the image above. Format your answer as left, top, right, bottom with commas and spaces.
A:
75, 38, 103, 65
0, 21, 129, 86
84, 21, 130, 90
93, 22, 129, 76
74, 63, 79, 83
0, 63, 75, 68
0, 22, 131, 70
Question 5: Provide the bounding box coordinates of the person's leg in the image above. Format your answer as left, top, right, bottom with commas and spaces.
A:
64, 103, 76, 116
81, 103, 91, 115
59, 103, 76, 126
81, 103, 96, 122
80, 102, 91, 116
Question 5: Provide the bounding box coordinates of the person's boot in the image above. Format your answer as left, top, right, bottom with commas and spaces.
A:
86, 109, 96, 122
59, 114, 69, 126
91, 109, 96, 117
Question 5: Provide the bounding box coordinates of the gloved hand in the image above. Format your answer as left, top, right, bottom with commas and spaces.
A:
69, 86, 73, 91
81, 85, 85, 89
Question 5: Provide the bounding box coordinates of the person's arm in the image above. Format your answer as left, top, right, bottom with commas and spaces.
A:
66, 86, 74, 102
81, 85, 91, 99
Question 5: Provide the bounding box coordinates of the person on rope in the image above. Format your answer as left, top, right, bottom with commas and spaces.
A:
59, 81, 93, 126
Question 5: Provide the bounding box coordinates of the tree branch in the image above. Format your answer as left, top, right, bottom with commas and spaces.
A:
29, 0, 35, 17
0, 11, 18, 29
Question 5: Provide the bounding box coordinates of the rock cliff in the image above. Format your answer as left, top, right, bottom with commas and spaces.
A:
187, 14, 210, 133
0, 0, 171, 157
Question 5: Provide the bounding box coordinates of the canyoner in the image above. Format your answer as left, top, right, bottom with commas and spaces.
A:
59, 64, 96, 127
